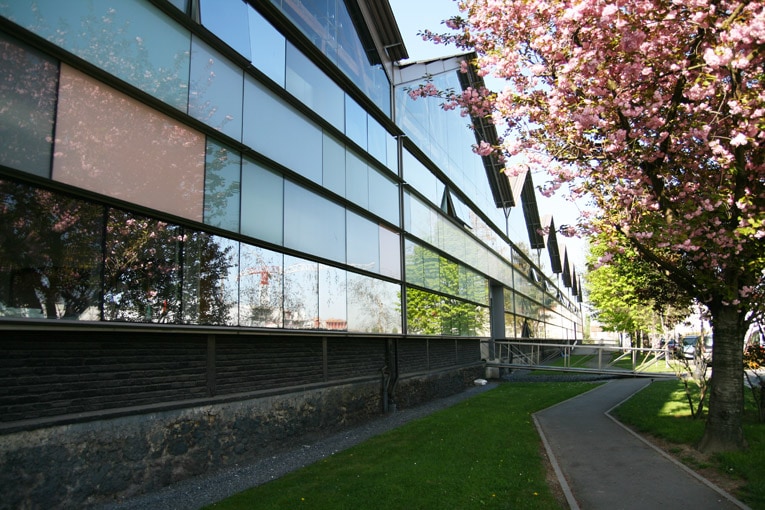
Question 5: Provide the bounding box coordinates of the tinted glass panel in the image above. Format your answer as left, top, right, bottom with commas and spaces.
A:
346, 211, 378, 273
204, 140, 241, 232
243, 76, 322, 182
347, 273, 401, 333
103, 211, 182, 323
239, 244, 283, 327
200, 0, 250, 59
379, 226, 401, 280
53, 65, 206, 222
0, 181, 103, 320
283, 255, 318, 329
346, 151, 368, 210
286, 43, 344, 130
319, 264, 346, 330
248, 6, 286, 86
240, 158, 283, 245
367, 117, 387, 166
0, 0, 191, 110
344, 96, 367, 149
0, 32, 57, 177
284, 182, 345, 263
368, 167, 399, 225
190, 37, 244, 140
182, 234, 238, 325
322, 133, 345, 196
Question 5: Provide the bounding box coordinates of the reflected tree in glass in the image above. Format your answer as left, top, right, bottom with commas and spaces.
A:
103, 210, 184, 323
0, 180, 103, 319
182, 234, 238, 326
347, 272, 400, 334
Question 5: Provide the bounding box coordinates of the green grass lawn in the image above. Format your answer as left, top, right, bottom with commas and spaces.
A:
612, 379, 765, 509
204, 382, 598, 510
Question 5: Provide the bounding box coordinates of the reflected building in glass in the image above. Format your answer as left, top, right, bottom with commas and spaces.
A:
0, 1, 582, 506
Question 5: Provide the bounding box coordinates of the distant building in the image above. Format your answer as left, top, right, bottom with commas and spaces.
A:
0, 0, 582, 506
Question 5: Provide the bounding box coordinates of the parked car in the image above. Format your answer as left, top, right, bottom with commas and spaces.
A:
681, 335, 699, 359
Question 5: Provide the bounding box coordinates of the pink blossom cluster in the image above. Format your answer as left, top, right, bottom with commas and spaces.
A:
419, 0, 765, 307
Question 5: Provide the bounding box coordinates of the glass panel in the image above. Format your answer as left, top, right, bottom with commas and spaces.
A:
0, 32, 57, 177
286, 43, 344, 130
368, 167, 399, 225
248, 6, 286, 86
283, 255, 318, 329
404, 239, 424, 287
403, 150, 441, 207
319, 264, 346, 330
347, 273, 401, 333
103, 211, 182, 323
0, 0, 192, 110
387, 133, 398, 174
243, 76, 322, 182
322, 133, 345, 196
346, 211, 378, 273
379, 226, 401, 280
346, 151, 368, 210
53, 65, 206, 222
0, 181, 103, 320
200, 0, 251, 59
406, 287, 442, 335
268, 0, 390, 115
189, 37, 244, 140
240, 157, 283, 245
239, 244, 283, 327
422, 247, 440, 291
344, 96, 367, 149
204, 140, 241, 232
404, 192, 437, 244
182, 233, 239, 326
367, 116, 387, 166
284, 181, 345, 263
440, 257, 459, 295
165, 0, 188, 13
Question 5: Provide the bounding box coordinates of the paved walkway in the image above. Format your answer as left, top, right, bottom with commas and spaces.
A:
534, 378, 750, 509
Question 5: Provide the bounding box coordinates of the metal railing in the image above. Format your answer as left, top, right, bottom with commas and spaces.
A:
484, 340, 680, 378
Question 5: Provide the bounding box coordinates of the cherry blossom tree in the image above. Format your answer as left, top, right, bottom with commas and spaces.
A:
413, 0, 765, 452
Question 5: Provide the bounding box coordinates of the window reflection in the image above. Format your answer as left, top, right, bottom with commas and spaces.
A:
286, 43, 344, 131
283, 255, 318, 329
368, 167, 399, 226
319, 264, 347, 330
243, 76, 322, 183
182, 234, 238, 326
239, 244, 283, 328
190, 37, 244, 140
248, 6, 286, 86
0, 0, 191, 110
241, 158, 284, 245
53, 65, 206, 222
204, 140, 241, 232
322, 133, 346, 196
0, 180, 103, 320
347, 211, 378, 273
104, 211, 183, 323
406, 287, 487, 337
284, 182, 345, 263
269, 0, 391, 114
0, 32, 58, 178
199, 0, 251, 59
347, 273, 400, 333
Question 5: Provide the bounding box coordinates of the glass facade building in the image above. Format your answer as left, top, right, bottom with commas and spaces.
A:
0, 1, 582, 504
0, 0, 580, 340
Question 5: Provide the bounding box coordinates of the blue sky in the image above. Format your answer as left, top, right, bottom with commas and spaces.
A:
388, 0, 461, 61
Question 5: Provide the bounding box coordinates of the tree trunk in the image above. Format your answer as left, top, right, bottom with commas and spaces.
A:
698, 303, 747, 452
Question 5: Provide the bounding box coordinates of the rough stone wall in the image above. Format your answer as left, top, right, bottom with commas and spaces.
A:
0, 381, 382, 509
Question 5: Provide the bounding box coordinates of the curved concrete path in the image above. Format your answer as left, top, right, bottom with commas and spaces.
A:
534, 378, 750, 510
